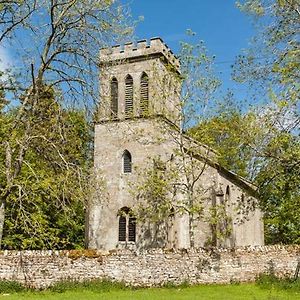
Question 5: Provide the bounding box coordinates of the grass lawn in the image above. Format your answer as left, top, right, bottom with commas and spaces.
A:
1, 284, 299, 300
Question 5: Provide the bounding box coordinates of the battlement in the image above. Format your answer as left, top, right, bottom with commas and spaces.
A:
100, 37, 180, 73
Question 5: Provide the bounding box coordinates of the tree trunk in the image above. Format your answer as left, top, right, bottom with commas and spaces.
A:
211, 189, 217, 247
0, 197, 6, 249
189, 213, 195, 248
188, 191, 195, 248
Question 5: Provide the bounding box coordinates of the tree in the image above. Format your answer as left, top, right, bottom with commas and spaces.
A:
0, 0, 132, 247
190, 104, 300, 243
1, 86, 92, 249
131, 36, 238, 248
234, 0, 299, 106
256, 133, 300, 244
187, 0, 300, 244
189, 98, 254, 179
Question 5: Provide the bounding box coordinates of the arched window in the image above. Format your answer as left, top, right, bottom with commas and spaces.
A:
123, 150, 132, 173
118, 214, 126, 242
140, 72, 149, 115
118, 207, 136, 243
225, 186, 230, 202
125, 75, 133, 117
110, 77, 118, 118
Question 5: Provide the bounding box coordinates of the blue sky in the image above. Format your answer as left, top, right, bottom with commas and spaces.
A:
0, 1, 256, 104
130, 0, 255, 101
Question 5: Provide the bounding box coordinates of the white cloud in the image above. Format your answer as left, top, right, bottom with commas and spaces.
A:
0, 46, 12, 71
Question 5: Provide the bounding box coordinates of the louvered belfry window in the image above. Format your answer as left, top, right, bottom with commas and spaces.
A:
110, 77, 118, 118
123, 150, 132, 173
118, 207, 136, 243
118, 215, 126, 241
140, 72, 149, 115
125, 75, 133, 117
128, 217, 136, 242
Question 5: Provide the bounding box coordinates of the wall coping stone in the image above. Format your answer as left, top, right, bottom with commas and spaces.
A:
0, 245, 299, 257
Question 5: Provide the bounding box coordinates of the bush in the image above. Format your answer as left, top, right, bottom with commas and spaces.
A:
161, 280, 190, 289
256, 273, 300, 292
0, 280, 26, 293
49, 278, 129, 293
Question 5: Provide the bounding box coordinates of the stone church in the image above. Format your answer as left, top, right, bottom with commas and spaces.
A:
87, 37, 264, 251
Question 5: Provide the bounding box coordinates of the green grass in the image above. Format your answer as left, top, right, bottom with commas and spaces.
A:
256, 273, 300, 293
0, 283, 299, 300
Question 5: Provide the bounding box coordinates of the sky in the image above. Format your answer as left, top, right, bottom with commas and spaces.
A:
0, 46, 10, 71
130, 0, 255, 100
0, 1, 256, 103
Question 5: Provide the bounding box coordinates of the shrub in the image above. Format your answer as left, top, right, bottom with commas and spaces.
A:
0, 280, 26, 293
256, 273, 300, 292
49, 278, 129, 293
161, 280, 190, 289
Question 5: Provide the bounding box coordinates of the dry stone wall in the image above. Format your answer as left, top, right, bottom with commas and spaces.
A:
0, 246, 299, 289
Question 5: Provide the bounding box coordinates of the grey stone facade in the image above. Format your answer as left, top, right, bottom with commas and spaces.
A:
87, 37, 264, 251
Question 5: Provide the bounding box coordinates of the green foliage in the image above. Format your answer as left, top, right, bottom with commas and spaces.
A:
189, 106, 254, 178
133, 157, 178, 222
0, 86, 92, 249
191, 108, 300, 244
234, 0, 300, 107
49, 278, 129, 293
160, 280, 190, 289
206, 203, 233, 246
256, 273, 300, 292
256, 133, 300, 244
181, 14, 299, 244
178, 32, 221, 127
1, 282, 299, 300
0, 0, 132, 249
0, 280, 26, 293
232, 0, 300, 244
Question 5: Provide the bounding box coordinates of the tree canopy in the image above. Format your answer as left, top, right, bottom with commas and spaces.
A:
190, 0, 300, 244
0, 0, 131, 248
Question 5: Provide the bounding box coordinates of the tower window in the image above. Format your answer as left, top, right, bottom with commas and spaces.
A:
128, 217, 136, 242
118, 215, 126, 241
140, 72, 149, 115
118, 207, 136, 243
125, 75, 133, 117
110, 77, 118, 118
123, 150, 132, 173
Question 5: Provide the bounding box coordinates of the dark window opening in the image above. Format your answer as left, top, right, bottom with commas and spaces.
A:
128, 217, 136, 242
110, 77, 118, 118
140, 72, 149, 115
125, 75, 133, 117
118, 207, 136, 243
118, 216, 126, 241
123, 150, 132, 173
225, 186, 230, 202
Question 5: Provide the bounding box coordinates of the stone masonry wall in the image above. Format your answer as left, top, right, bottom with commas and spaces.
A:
0, 246, 299, 289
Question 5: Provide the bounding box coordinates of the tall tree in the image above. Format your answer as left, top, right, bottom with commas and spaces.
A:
189, 98, 254, 179
190, 102, 300, 243
234, 0, 299, 107
131, 36, 238, 248
0, 0, 132, 247
207, 0, 300, 243
2, 93, 91, 249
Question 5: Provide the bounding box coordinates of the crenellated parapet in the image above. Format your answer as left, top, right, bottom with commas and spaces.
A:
100, 37, 180, 73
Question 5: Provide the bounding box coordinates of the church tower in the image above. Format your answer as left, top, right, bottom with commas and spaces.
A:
97, 37, 181, 123
87, 38, 183, 250
87, 37, 264, 251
